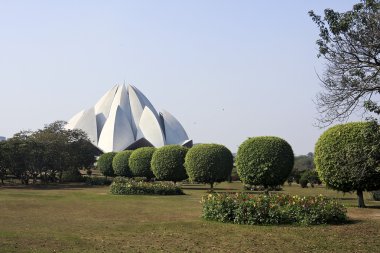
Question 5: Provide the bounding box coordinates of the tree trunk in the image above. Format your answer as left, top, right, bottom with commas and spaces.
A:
210, 182, 214, 190
357, 189, 366, 208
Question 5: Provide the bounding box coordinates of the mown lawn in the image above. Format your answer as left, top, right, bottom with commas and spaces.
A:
0, 182, 379, 253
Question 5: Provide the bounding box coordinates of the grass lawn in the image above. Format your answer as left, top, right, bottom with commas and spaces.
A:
0, 182, 379, 253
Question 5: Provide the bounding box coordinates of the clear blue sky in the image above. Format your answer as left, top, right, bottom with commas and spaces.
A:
0, 0, 359, 155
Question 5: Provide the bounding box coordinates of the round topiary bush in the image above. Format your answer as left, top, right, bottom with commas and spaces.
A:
315, 121, 380, 208
129, 147, 156, 180
185, 144, 233, 189
151, 145, 188, 183
112, 150, 133, 177
236, 136, 294, 189
97, 152, 117, 178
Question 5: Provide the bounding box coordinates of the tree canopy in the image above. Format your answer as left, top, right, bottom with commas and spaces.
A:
309, 0, 380, 126
0, 121, 100, 184
314, 121, 380, 207
236, 136, 294, 189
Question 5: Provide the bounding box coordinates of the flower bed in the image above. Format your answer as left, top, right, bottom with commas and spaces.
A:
201, 193, 347, 225
110, 177, 184, 195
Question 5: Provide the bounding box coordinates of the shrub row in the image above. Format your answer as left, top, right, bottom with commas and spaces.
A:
110, 177, 184, 195
201, 193, 347, 225
99, 135, 296, 190
98, 144, 234, 188
85, 176, 113, 186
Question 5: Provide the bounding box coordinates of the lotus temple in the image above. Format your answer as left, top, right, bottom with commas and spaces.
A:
66, 84, 192, 153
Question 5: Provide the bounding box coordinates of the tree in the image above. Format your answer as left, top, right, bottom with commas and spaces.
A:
184, 144, 233, 189
112, 150, 133, 177
0, 142, 8, 184
32, 121, 100, 182
128, 147, 156, 180
0, 121, 99, 184
299, 170, 322, 188
314, 121, 380, 207
151, 145, 188, 183
288, 154, 315, 184
236, 137, 294, 190
309, 0, 380, 126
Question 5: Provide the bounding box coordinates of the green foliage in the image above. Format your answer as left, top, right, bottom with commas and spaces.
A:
299, 176, 309, 188
151, 145, 188, 182
0, 121, 100, 184
97, 152, 117, 178
288, 154, 314, 185
201, 193, 347, 225
315, 122, 380, 192
230, 167, 240, 182
315, 121, 380, 207
373, 191, 380, 201
129, 147, 156, 180
301, 170, 321, 188
184, 144, 234, 188
110, 177, 184, 195
85, 176, 113, 186
236, 136, 294, 188
112, 150, 133, 177
61, 169, 84, 183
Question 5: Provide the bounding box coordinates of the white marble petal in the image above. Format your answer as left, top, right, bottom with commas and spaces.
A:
128, 85, 145, 137
112, 84, 133, 131
67, 83, 191, 152
94, 85, 119, 138
98, 105, 134, 152
65, 110, 85, 130
70, 107, 98, 145
161, 110, 189, 145
138, 107, 166, 147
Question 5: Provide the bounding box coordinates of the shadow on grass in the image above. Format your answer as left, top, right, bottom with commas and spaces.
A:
181, 187, 240, 191
0, 183, 98, 190
366, 205, 380, 209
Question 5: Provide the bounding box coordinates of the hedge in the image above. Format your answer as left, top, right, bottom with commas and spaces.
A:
201, 193, 347, 225
110, 177, 184, 195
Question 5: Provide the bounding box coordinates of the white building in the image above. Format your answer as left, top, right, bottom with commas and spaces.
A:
0, 136, 5, 142
66, 84, 192, 152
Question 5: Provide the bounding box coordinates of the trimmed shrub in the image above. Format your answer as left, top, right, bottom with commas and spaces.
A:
61, 169, 84, 183
151, 145, 188, 183
112, 150, 133, 177
129, 147, 156, 180
373, 191, 380, 201
185, 144, 234, 189
97, 152, 117, 178
315, 121, 380, 207
110, 177, 184, 195
201, 193, 347, 225
85, 176, 113, 186
236, 136, 294, 189
300, 170, 321, 188
299, 176, 308, 188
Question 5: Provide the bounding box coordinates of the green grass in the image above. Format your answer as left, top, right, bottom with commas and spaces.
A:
0, 182, 379, 252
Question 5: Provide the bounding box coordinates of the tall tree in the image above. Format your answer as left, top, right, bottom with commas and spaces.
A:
309, 0, 380, 126
0, 121, 100, 184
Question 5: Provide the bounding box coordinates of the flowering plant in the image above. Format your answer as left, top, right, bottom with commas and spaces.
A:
110, 177, 184, 195
201, 192, 347, 225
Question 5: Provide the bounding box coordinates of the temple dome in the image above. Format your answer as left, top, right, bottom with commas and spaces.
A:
66, 84, 192, 152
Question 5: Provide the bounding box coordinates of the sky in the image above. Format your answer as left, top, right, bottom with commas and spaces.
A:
0, 0, 360, 155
